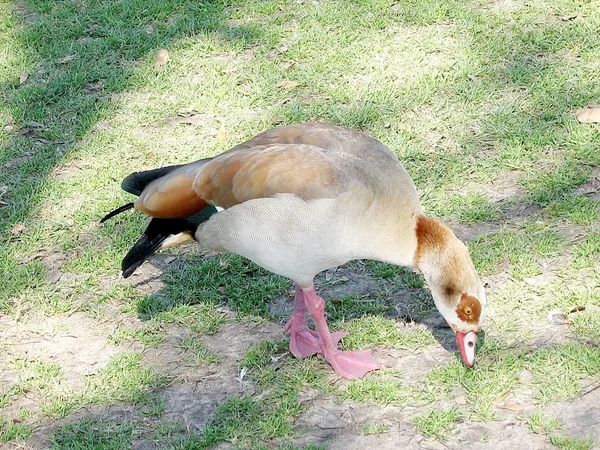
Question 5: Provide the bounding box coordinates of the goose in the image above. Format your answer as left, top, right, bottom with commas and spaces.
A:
102, 123, 486, 379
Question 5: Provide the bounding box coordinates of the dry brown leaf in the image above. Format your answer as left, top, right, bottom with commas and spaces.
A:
576, 107, 600, 123
145, 151, 155, 159
59, 55, 75, 64
455, 396, 467, 405
216, 127, 227, 142
282, 61, 296, 72
569, 305, 586, 313
86, 80, 104, 92
166, 112, 214, 126
19, 72, 29, 84
561, 14, 577, 21
154, 49, 170, 70
492, 392, 510, 405
499, 403, 524, 411
11, 223, 26, 235
275, 80, 299, 89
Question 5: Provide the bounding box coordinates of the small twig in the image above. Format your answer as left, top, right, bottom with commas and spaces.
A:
578, 383, 600, 399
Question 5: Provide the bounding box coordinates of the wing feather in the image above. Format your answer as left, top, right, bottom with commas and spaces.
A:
193, 145, 344, 208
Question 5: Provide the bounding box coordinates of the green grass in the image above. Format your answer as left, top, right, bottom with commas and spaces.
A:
0, 415, 33, 444
469, 223, 564, 279
50, 418, 134, 450
162, 255, 289, 319
522, 410, 560, 434
548, 435, 594, 450
410, 408, 461, 441
363, 423, 390, 435
175, 339, 327, 448
178, 336, 220, 365
338, 369, 409, 405
2, 0, 600, 447
337, 316, 437, 351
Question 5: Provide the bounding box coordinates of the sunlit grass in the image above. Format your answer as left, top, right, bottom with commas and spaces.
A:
2, 0, 600, 447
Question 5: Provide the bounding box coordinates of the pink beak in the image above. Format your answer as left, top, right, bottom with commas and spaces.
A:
455, 331, 478, 367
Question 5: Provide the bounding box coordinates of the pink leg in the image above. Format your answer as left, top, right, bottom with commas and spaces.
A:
285, 285, 347, 358
302, 285, 380, 380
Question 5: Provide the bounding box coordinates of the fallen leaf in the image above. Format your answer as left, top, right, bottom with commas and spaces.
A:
569, 305, 586, 313
145, 151, 155, 159
11, 223, 25, 235
59, 55, 75, 64
166, 112, 214, 126
547, 309, 571, 325
561, 14, 577, 21
25, 120, 42, 128
275, 80, 299, 89
455, 396, 467, 405
0, 200, 8, 208
499, 403, 524, 411
154, 48, 170, 70
19, 252, 46, 265
1, 113, 15, 125
19, 72, 29, 84
110, 93, 120, 103
576, 107, 600, 123
145, 24, 154, 34
77, 232, 94, 244
273, 115, 287, 123
492, 392, 510, 405
282, 61, 296, 71
216, 127, 227, 142
86, 80, 104, 92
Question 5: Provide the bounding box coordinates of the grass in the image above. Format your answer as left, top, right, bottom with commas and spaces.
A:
363, 423, 390, 435
337, 316, 437, 351
1, 0, 600, 447
0, 415, 32, 444
522, 410, 560, 435
178, 336, 220, 365
410, 408, 461, 441
50, 418, 134, 450
548, 435, 594, 450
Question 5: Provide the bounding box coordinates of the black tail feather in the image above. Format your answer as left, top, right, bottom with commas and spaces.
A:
100, 203, 135, 223
121, 165, 183, 195
122, 218, 175, 278
121, 206, 218, 278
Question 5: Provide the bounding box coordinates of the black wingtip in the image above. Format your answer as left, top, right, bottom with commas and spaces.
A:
119, 206, 219, 277
121, 222, 170, 278
100, 203, 135, 223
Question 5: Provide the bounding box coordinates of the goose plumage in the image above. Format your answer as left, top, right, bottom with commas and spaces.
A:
102, 123, 486, 379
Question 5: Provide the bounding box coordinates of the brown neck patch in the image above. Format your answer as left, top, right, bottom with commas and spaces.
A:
456, 293, 481, 324
414, 215, 451, 266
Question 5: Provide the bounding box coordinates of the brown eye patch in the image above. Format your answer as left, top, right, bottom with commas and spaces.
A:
456, 293, 481, 323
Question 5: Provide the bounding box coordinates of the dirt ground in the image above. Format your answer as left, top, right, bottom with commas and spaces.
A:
2, 246, 599, 449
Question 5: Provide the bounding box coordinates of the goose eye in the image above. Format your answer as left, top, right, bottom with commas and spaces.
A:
464, 307, 472, 315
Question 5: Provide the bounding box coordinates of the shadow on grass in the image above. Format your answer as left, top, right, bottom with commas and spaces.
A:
0, 0, 262, 306
2, 0, 600, 447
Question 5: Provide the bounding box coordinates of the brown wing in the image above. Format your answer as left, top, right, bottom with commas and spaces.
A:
194, 144, 346, 208
133, 123, 384, 218
134, 161, 209, 218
